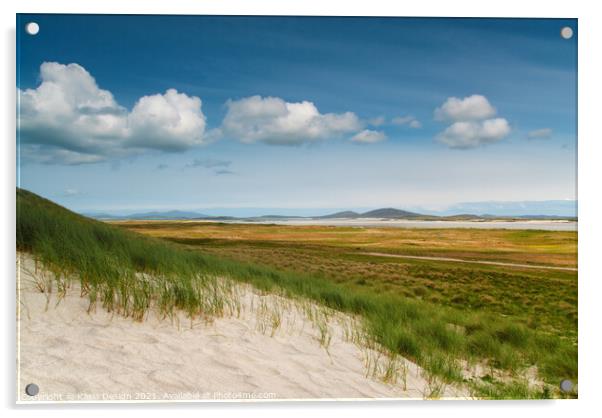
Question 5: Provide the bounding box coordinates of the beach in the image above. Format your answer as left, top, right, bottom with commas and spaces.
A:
17, 254, 467, 402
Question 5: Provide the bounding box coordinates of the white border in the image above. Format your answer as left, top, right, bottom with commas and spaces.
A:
2, 1, 601, 417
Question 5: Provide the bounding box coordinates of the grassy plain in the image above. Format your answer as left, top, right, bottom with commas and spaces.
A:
116, 221, 577, 266
17, 189, 578, 398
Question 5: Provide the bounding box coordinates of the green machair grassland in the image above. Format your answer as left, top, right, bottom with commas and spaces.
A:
17, 188, 577, 399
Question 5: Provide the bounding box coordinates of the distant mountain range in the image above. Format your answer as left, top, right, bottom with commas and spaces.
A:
424, 200, 577, 218
83, 207, 576, 221
319, 208, 422, 219
85, 210, 209, 220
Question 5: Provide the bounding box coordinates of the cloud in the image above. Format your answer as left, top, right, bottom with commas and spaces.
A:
527, 128, 553, 139
368, 116, 385, 127
214, 169, 236, 175
434, 95, 510, 149
392, 115, 422, 128
434, 94, 496, 122
19, 144, 107, 165
409, 120, 422, 129
186, 158, 231, 169
350, 129, 387, 144
127, 89, 207, 151
436, 118, 511, 149
19, 62, 389, 164
221, 95, 362, 145
18, 62, 208, 164
156, 164, 169, 170
61, 188, 81, 197
18, 62, 127, 161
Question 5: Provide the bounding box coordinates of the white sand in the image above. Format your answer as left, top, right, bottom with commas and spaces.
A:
17, 254, 468, 402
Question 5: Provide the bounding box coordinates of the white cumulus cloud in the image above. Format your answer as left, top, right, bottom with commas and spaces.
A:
437, 118, 511, 149
221, 95, 362, 145
434, 94, 496, 122
127, 89, 207, 151
18, 62, 208, 164
18, 62, 128, 160
350, 129, 387, 144
434, 94, 510, 149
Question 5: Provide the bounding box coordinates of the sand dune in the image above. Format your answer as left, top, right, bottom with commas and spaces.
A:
17, 254, 468, 402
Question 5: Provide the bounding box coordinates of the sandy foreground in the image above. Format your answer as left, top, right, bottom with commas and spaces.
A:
17, 254, 469, 402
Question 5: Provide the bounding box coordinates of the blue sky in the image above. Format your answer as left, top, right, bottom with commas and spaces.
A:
17, 15, 577, 215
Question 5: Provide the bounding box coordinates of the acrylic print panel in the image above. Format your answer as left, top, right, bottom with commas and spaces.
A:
16, 14, 577, 402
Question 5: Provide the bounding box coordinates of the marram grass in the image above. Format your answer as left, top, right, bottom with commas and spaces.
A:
16, 188, 576, 398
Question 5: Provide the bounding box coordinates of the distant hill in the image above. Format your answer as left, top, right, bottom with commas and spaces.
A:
361, 208, 422, 218
83, 212, 121, 220
319, 208, 424, 219
319, 211, 360, 219
128, 210, 210, 220
85, 210, 209, 220
83, 207, 577, 222
439, 200, 577, 218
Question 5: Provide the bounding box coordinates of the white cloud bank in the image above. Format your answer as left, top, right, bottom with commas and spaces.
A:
221, 95, 362, 145
434, 95, 511, 149
18, 63, 391, 164
18, 62, 208, 164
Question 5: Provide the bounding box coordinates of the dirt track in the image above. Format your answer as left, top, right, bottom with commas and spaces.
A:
360, 252, 577, 272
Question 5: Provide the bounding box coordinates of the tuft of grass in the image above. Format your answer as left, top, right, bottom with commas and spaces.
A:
17, 188, 577, 398
469, 379, 554, 400
17, 188, 232, 322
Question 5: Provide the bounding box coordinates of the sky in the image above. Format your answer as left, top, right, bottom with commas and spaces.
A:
16, 15, 577, 216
